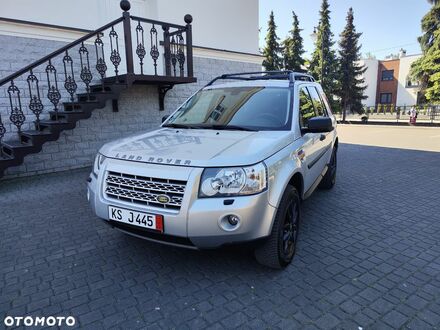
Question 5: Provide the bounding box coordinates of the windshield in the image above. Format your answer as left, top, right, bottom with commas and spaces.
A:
164, 87, 292, 131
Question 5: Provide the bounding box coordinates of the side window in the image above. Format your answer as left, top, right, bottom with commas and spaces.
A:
307, 87, 326, 117
319, 92, 332, 115
299, 87, 316, 128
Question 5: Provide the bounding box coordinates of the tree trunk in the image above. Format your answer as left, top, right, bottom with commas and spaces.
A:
342, 100, 347, 122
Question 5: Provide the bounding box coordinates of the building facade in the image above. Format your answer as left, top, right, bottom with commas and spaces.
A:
0, 0, 262, 178
360, 53, 421, 107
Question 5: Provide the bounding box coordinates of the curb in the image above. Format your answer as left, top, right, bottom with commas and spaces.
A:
336, 120, 440, 127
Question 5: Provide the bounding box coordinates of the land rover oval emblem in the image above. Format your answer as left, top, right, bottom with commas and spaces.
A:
156, 195, 171, 204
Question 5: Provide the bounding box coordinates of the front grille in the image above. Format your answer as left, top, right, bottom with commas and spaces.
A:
104, 171, 187, 210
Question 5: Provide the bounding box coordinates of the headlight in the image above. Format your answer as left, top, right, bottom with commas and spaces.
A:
93, 154, 105, 176
199, 162, 267, 198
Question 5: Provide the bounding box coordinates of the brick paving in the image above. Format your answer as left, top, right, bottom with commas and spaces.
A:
0, 143, 439, 329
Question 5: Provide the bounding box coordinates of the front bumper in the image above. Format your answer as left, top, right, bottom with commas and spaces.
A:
87, 159, 276, 249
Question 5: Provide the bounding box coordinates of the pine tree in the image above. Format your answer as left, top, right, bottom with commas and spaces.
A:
262, 11, 282, 71
410, 0, 440, 103
282, 11, 305, 72
338, 8, 367, 120
309, 0, 339, 109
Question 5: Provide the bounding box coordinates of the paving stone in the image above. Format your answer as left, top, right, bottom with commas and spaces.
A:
325, 291, 348, 305
404, 295, 430, 311
340, 299, 362, 314
0, 144, 439, 328
405, 316, 433, 329
79, 310, 104, 326
315, 313, 340, 329
417, 309, 440, 326
382, 310, 409, 328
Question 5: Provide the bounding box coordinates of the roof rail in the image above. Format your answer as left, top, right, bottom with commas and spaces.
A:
205, 70, 315, 86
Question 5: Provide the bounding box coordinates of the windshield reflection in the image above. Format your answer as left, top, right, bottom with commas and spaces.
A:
165, 87, 291, 131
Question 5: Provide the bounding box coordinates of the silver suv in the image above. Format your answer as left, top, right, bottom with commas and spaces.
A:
87, 71, 338, 268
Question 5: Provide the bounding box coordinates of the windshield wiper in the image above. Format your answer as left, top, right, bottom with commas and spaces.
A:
199, 124, 258, 132
162, 123, 199, 129
163, 123, 258, 131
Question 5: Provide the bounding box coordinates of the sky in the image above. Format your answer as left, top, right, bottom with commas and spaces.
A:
259, 0, 431, 59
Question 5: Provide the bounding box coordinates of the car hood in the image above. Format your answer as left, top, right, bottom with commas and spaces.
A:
100, 128, 294, 167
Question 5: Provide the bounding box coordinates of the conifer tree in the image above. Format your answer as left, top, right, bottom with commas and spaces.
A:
283, 11, 305, 71
410, 0, 440, 103
263, 11, 282, 71
338, 8, 367, 120
309, 0, 339, 109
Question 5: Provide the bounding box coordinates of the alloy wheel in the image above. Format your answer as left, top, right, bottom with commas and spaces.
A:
282, 201, 299, 259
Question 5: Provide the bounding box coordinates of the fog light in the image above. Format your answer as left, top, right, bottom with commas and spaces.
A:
219, 214, 241, 232
228, 215, 240, 226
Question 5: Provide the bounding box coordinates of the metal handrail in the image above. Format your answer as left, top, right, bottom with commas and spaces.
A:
130, 15, 186, 30
0, 17, 124, 87
168, 28, 189, 37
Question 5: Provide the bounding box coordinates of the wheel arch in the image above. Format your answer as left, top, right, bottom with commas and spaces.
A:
288, 172, 304, 201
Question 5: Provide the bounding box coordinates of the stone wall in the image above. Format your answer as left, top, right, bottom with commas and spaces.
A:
0, 34, 261, 178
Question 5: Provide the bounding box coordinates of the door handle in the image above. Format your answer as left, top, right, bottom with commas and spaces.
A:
320, 134, 326, 141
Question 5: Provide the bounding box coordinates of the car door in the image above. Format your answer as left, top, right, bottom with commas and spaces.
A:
297, 85, 323, 192
306, 86, 333, 176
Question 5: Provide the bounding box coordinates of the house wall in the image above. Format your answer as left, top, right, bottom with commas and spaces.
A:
396, 54, 422, 106
0, 35, 260, 179
0, 0, 262, 178
359, 55, 422, 107
376, 59, 400, 105
0, 1, 262, 178
1, 0, 260, 55
0, 35, 106, 145
154, 0, 259, 54
359, 58, 378, 107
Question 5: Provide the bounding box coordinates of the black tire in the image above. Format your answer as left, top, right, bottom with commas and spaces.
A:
254, 185, 300, 269
319, 147, 337, 190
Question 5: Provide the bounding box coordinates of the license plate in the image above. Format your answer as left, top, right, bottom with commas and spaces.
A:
108, 206, 164, 232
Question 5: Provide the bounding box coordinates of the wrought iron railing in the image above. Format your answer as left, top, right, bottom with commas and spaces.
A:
131, 15, 194, 78
0, 0, 194, 145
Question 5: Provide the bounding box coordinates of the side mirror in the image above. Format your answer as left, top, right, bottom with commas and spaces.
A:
306, 117, 334, 133
162, 115, 170, 123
